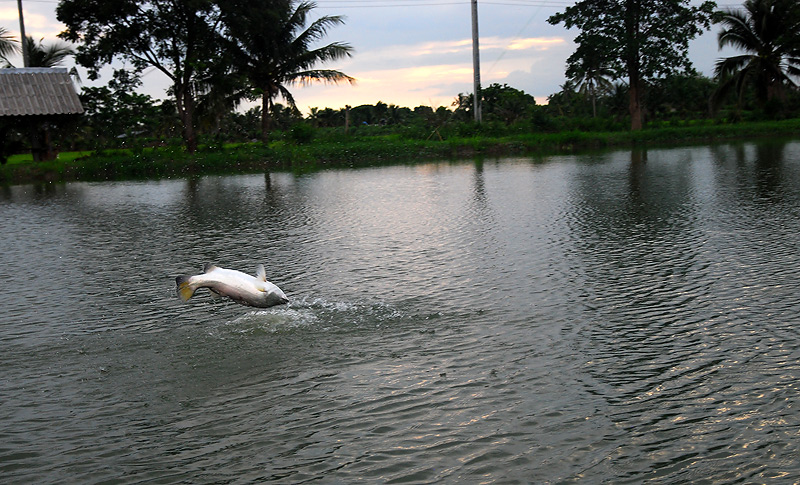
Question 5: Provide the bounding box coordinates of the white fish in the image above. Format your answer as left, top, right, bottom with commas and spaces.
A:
176, 263, 289, 308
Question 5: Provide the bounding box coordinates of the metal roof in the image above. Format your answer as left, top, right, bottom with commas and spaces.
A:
0, 68, 84, 116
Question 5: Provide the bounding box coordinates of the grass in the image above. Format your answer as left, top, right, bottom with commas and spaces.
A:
3, 118, 800, 185
5, 150, 93, 165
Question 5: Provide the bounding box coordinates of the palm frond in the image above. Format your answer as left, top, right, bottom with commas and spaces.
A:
292, 15, 346, 49
0, 27, 19, 60
223, 0, 354, 136
288, 69, 356, 87
714, 54, 752, 78
23, 36, 75, 68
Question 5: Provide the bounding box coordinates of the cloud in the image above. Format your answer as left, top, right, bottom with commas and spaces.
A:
327, 34, 570, 82
293, 64, 472, 112
287, 34, 573, 112
0, 7, 65, 39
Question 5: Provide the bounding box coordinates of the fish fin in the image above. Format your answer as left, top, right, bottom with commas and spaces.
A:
208, 288, 224, 299
175, 275, 196, 302
256, 264, 267, 282
203, 263, 218, 273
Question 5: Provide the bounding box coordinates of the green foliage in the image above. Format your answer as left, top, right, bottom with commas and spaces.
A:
647, 73, 717, 120
288, 123, 315, 144
713, 0, 800, 113
9, 0, 800, 167
8, 118, 800, 185
78, 69, 167, 148
57, 0, 227, 152
219, 0, 354, 138
548, 0, 717, 80
548, 0, 717, 129
480, 84, 537, 124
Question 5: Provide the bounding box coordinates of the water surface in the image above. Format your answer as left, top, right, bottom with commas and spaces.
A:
2, 141, 800, 482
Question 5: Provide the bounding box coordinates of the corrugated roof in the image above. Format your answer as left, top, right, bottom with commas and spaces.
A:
0, 68, 84, 116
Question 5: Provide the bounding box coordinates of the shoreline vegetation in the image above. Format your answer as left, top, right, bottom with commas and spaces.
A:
3, 118, 800, 186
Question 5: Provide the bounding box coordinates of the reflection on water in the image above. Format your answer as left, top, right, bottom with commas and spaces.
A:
2, 140, 800, 483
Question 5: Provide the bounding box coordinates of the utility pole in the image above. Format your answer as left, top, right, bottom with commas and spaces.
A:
471, 0, 481, 123
17, 0, 30, 67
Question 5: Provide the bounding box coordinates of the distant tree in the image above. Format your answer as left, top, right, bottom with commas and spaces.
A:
307, 107, 322, 127
453, 84, 535, 124
220, 0, 355, 139
452, 92, 474, 122
647, 72, 716, 119
565, 37, 615, 118
713, 0, 800, 111
79, 69, 161, 146
57, 0, 225, 153
413, 106, 434, 118
433, 106, 452, 126
546, 81, 584, 118
385, 104, 412, 125
349, 104, 376, 125
607, 82, 631, 120
308, 106, 344, 127
549, 0, 716, 130
480, 83, 536, 124
211, 106, 262, 141
268, 102, 303, 131
372, 101, 389, 123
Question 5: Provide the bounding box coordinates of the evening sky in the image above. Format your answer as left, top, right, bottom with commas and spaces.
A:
1, 0, 740, 112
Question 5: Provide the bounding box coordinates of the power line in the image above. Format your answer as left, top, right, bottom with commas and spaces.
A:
1, 0, 746, 9
314, 0, 575, 7
315, 1, 745, 9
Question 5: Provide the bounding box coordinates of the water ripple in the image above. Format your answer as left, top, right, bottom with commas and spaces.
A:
3, 147, 800, 483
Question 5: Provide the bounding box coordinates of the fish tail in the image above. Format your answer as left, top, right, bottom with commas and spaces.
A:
175, 275, 196, 302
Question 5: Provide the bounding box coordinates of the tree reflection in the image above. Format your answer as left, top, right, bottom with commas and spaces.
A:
708, 139, 791, 203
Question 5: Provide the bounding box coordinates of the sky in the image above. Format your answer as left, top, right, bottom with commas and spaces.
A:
1, 0, 742, 113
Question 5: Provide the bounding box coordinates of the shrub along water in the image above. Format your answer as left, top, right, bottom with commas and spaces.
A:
3, 118, 800, 185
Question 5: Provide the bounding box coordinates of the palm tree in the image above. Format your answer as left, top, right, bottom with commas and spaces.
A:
0, 27, 18, 62
2, 36, 76, 72
713, 0, 800, 109
223, 0, 355, 139
566, 40, 615, 118
23, 37, 75, 68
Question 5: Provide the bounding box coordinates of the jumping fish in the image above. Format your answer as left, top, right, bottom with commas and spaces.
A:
176, 264, 289, 308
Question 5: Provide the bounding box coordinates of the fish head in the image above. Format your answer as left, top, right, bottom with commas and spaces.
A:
256, 281, 289, 307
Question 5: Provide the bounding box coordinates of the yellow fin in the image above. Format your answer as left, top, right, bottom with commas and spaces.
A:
176, 276, 195, 302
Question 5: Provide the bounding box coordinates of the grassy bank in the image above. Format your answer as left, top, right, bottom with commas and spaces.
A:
3, 118, 800, 185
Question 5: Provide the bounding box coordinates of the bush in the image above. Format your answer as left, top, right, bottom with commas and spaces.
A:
289, 123, 316, 144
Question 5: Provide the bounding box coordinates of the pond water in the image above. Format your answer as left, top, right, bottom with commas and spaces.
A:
2, 141, 800, 483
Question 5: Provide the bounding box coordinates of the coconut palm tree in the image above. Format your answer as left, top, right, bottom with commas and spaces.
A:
2, 36, 76, 73
713, 0, 800, 109
566, 40, 615, 118
0, 27, 18, 62
23, 36, 75, 68
222, 0, 355, 139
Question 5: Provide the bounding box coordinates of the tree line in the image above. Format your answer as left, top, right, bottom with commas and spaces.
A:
2, 0, 800, 160
54, 0, 354, 153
